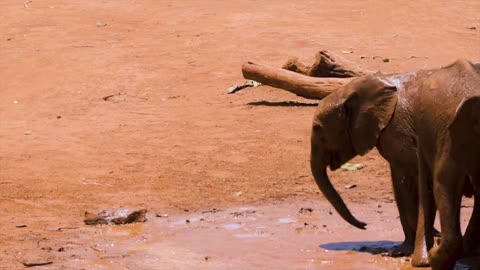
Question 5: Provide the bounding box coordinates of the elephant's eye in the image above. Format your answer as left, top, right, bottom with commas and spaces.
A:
313, 124, 323, 131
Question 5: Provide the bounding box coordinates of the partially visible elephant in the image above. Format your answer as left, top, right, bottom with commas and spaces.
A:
449, 95, 480, 257
309, 72, 423, 259
412, 60, 480, 270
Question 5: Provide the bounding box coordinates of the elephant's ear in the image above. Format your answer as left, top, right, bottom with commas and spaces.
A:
345, 76, 398, 155
449, 96, 480, 137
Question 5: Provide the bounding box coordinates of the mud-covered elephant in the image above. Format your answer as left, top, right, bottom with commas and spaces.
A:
308, 72, 426, 260
238, 57, 478, 266
240, 60, 427, 258
412, 60, 480, 270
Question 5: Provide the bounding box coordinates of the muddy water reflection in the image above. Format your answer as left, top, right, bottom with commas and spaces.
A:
71, 200, 477, 269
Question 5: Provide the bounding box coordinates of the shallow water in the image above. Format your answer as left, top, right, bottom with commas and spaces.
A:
67, 199, 477, 270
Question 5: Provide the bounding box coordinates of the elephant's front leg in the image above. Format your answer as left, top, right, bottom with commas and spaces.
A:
412, 154, 436, 267
388, 165, 417, 257
429, 156, 465, 270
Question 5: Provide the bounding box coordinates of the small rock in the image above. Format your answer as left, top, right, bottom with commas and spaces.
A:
344, 184, 357, 189
233, 191, 243, 197
96, 22, 107, 27
467, 26, 477, 30
204, 256, 210, 261
24, 131, 32, 135
56, 116, 62, 119
58, 247, 65, 252
155, 213, 169, 218
13, 100, 18, 104
342, 50, 353, 54
84, 209, 147, 225
382, 58, 390, 63
185, 219, 190, 223
22, 261, 53, 267
15, 224, 27, 228
299, 207, 313, 214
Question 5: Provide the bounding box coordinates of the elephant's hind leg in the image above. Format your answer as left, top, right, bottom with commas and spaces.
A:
429, 157, 465, 270
463, 188, 480, 257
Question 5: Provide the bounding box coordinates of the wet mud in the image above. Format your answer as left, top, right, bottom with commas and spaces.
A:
64, 199, 476, 270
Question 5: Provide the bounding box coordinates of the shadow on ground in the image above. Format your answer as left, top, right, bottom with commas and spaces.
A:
320, 240, 401, 255
247, 100, 318, 107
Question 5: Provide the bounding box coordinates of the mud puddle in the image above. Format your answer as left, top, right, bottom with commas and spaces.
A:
66, 199, 476, 270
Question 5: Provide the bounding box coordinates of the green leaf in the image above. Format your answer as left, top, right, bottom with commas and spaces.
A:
340, 163, 364, 171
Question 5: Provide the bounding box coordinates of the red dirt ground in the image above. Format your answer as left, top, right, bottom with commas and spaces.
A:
0, 1, 479, 269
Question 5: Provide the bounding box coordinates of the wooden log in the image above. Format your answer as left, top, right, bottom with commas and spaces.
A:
282, 50, 372, 77
242, 61, 353, 100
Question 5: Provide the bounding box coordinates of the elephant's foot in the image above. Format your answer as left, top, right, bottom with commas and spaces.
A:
383, 241, 414, 257
429, 242, 462, 270
411, 242, 431, 267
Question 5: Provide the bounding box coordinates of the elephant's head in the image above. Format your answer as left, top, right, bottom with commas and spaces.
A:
310, 75, 398, 229
449, 96, 480, 175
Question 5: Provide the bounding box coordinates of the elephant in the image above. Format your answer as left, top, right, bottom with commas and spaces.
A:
411, 59, 480, 270
241, 60, 429, 259
238, 58, 478, 266
309, 72, 424, 260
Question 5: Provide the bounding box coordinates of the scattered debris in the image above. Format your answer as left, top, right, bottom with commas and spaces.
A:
298, 207, 314, 214
22, 261, 53, 268
201, 208, 222, 214
230, 210, 256, 218
344, 184, 357, 189
103, 92, 148, 102
340, 163, 364, 171
56, 226, 79, 231
90, 245, 103, 252
161, 95, 183, 101
227, 80, 262, 94
96, 21, 107, 27
23, 1, 32, 8
72, 44, 95, 48
15, 224, 27, 228
84, 209, 147, 225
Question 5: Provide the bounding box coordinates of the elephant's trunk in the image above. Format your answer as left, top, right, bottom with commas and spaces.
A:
310, 152, 367, 229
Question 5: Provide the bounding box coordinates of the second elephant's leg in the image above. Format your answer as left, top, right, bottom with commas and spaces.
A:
463, 185, 480, 256
429, 158, 465, 270
389, 166, 417, 256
